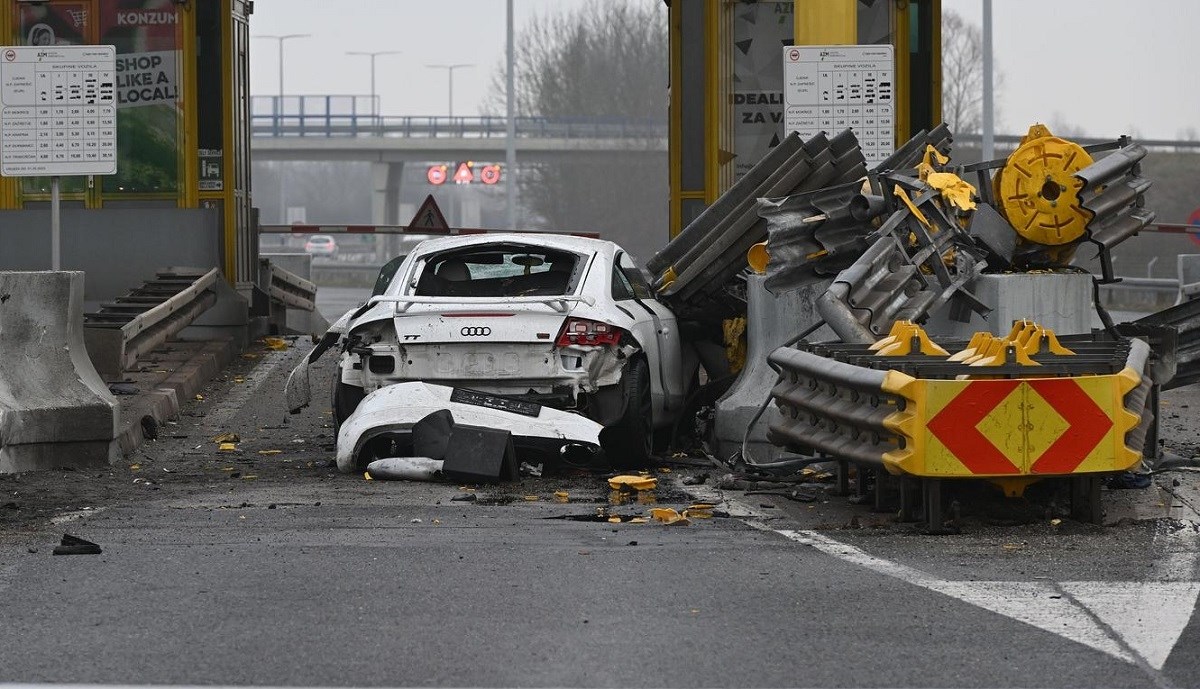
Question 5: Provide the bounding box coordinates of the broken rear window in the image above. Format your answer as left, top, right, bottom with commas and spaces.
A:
414, 245, 583, 297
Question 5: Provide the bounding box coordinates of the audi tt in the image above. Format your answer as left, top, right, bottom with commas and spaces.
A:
285, 233, 697, 465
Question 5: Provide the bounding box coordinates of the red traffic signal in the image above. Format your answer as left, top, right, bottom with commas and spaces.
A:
453, 161, 474, 184
426, 165, 447, 185
480, 164, 502, 185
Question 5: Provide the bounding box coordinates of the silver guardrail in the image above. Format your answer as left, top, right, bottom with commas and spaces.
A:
84, 268, 221, 376
266, 262, 317, 312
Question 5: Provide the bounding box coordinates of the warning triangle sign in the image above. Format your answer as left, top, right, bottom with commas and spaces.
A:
407, 195, 450, 233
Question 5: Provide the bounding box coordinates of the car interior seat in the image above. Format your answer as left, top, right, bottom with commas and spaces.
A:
436, 258, 471, 282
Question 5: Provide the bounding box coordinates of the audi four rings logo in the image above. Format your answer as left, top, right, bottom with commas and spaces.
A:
460, 326, 492, 336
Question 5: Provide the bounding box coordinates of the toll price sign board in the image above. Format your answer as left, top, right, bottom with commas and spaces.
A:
0, 45, 117, 176
783, 44, 894, 165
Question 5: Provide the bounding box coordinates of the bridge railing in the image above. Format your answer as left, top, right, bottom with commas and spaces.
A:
250, 96, 666, 139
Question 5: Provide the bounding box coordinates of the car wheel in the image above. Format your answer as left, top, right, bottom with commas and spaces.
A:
604, 358, 653, 469
331, 377, 365, 433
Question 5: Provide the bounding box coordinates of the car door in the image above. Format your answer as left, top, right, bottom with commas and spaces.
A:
612, 252, 686, 423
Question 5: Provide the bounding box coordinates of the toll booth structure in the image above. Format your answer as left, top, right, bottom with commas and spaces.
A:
0, 0, 255, 303
668, 0, 941, 236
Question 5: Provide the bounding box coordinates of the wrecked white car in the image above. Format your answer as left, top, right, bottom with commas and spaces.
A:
287, 233, 695, 465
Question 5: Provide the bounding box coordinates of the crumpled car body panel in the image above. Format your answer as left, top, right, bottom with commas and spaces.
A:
335, 381, 603, 472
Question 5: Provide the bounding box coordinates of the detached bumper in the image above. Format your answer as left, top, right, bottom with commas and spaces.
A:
336, 382, 604, 472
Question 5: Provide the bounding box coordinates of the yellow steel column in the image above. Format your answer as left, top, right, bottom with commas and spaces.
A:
703, 0, 731, 204
793, 0, 857, 45
180, 2, 199, 209
220, 0, 237, 283
892, 1, 911, 146
929, 0, 942, 130
0, 5, 15, 208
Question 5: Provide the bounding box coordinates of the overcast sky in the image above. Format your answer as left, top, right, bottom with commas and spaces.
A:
250, 0, 1199, 139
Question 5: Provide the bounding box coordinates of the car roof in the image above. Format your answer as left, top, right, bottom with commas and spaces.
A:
308, 235, 335, 242
410, 232, 618, 258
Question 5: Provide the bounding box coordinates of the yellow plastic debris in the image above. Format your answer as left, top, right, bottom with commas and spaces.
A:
629, 517, 648, 524
242, 474, 257, 480
194, 394, 204, 401
364, 472, 373, 480
129, 464, 141, 471
218, 442, 237, 452
650, 507, 691, 525
263, 337, 289, 351
233, 377, 245, 384
608, 475, 658, 491
893, 186, 932, 229
523, 495, 539, 502
553, 491, 570, 503
926, 171, 978, 212
607, 516, 622, 524
258, 449, 282, 456
688, 503, 716, 510
213, 432, 240, 443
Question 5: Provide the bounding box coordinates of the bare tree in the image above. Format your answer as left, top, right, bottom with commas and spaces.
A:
485, 1, 668, 263
1048, 112, 1088, 139
941, 10, 1002, 135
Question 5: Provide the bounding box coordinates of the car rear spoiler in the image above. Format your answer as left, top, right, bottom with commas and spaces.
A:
366, 294, 597, 314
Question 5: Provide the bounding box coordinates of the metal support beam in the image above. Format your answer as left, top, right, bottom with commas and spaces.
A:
794, 0, 857, 45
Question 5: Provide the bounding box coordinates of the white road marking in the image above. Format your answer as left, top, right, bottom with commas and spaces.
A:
200, 349, 287, 430
770, 526, 1135, 664
747, 517, 1199, 672
1062, 581, 1199, 670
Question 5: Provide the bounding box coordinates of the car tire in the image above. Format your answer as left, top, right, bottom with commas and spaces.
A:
331, 377, 365, 433
604, 358, 653, 469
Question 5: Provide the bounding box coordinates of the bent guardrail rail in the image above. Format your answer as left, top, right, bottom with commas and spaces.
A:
84, 268, 221, 377
265, 261, 317, 312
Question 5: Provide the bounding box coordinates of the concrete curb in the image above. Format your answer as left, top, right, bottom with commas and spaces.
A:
116, 339, 237, 454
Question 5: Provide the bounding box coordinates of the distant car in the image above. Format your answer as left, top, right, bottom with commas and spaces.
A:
285, 233, 695, 467
304, 234, 337, 258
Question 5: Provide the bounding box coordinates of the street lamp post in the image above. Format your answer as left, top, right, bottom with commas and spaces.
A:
426, 63, 474, 118
254, 33, 310, 224
254, 33, 310, 107
347, 50, 402, 125
505, 0, 517, 230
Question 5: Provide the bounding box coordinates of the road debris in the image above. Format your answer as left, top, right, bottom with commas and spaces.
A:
650, 507, 691, 525
53, 534, 102, 556
365, 457, 444, 481
608, 475, 658, 491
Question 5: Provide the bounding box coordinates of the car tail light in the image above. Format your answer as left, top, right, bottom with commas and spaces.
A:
555, 317, 624, 347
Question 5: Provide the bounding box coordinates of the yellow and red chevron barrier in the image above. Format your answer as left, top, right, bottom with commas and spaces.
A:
767, 321, 1153, 486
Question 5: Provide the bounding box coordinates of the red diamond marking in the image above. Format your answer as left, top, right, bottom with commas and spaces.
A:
1028, 379, 1113, 474
927, 380, 1022, 475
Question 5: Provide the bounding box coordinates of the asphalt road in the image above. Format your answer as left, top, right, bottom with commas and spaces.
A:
1, 338, 1197, 688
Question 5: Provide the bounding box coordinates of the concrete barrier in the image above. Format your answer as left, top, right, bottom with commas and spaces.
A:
714, 274, 834, 463
0, 272, 119, 473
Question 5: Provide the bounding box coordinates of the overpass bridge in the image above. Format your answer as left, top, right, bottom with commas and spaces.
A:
248, 96, 667, 224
